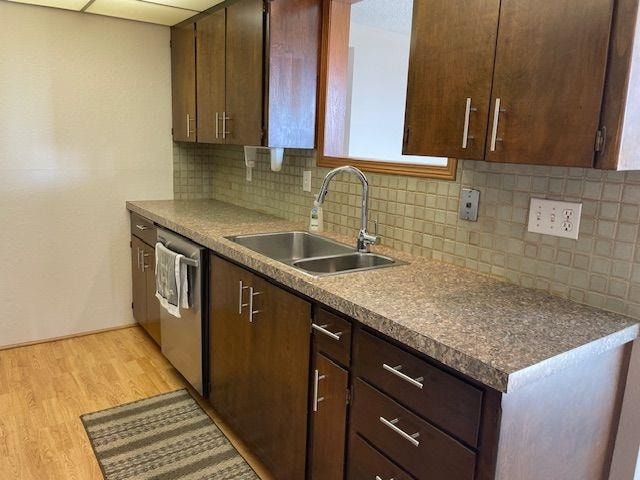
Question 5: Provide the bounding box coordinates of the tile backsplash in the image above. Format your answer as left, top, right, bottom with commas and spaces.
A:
174, 142, 640, 320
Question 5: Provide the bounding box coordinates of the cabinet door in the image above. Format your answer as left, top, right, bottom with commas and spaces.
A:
251, 274, 311, 480
210, 255, 254, 439
171, 24, 197, 142
131, 237, 147, 325
403, 0, 500, 160
225, 0, 264, 146
143, 245, 161, 345
310, 353, 349, 480
486, 0, 614, 166
196, 10, 226, 144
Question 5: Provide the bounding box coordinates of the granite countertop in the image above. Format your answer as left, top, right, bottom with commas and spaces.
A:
127, 199, 639, 393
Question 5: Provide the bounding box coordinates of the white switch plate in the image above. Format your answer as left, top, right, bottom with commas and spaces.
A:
527, 198, 582, 239
302, 170, 312, 192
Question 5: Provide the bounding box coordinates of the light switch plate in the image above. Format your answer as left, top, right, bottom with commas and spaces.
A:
459, 188, 480, 221
527, 198, 582, 239
303, 170, 312, 192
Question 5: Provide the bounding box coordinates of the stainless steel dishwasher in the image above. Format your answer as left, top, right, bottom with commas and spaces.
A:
156, 227, 208, 396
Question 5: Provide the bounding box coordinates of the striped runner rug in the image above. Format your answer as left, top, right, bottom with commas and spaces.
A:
81, 389, 259, 480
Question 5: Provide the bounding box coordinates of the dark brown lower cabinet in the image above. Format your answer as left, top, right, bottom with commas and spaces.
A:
309, 353, 349, 479
203, 253, 632, 480
131, 236, 147, 327
130, 236, 161, 345
210, 255, 311, 480
347, 433, 412, 480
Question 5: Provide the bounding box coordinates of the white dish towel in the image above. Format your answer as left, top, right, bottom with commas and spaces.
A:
155, 242, 189, 318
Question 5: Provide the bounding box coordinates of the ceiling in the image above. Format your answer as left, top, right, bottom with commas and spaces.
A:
5, 0, 224, 25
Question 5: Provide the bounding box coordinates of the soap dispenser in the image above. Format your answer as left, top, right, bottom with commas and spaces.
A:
309, 198, 324, 233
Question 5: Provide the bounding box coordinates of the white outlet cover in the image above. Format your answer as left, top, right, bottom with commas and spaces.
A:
303, 170, 312, 192
527, 198, 582, 240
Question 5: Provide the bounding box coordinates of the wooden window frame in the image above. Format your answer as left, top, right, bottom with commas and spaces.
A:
316, 0, 458, 181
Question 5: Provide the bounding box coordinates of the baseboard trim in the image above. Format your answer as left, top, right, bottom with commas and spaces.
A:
0, 323, 138, 351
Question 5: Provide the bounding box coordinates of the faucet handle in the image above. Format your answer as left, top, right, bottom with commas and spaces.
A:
361, 230, 380, 246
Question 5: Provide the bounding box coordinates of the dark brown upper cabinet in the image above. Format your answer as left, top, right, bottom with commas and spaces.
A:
404, 0, 640, 170
171, 24, 196, 142
195, 9, 225, 144
171, 0, 321, 148
403, 0, 501, 161
486, 0, 614, 167
597, 0, 640, 170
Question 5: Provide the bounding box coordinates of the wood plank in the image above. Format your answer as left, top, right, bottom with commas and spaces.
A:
0, 326, 274, 480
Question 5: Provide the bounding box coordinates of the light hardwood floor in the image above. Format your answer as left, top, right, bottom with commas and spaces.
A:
0, 326, 272, 479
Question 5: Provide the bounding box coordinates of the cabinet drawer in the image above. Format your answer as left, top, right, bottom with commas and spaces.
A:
347, 433, 413, 480
351, 379, 476, 480
130, 212, 156, 246
312, 308, 352, 367
354, 330, 482, 447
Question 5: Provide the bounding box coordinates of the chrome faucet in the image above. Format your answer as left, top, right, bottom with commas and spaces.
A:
315, 166, 380, 253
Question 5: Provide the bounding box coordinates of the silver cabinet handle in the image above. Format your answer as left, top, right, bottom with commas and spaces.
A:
462, 97, 476, 149
142, 251, 150, 271
186, 113, 196, 138
135, 224, 148, 231
376, 477, 395, 480
249, 287, 260, 323
136, 247, 141, 270
382, 363, 424, 389
490, 98, 502, 151
215, 112, 220, 139
312, 369, 326, 412
222, 111, 230, 139
311, 323, 343, 341
379, 417, 420, 447
238, 281, 250, 314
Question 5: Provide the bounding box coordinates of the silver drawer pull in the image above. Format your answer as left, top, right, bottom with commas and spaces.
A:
382, 363, 424, 389
379, 417, 420, 447
312, 369, 326, 412
135, 224, 148, 231
376, 477, 395, 480
238, 281, 250, 314
490, 98, 504, 151
249, 287, 260, 323
311, 323, 343, 341
462, 97, 476, 149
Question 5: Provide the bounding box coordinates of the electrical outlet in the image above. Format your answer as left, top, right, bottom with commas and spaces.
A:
303, 170, 312, 192
459, 188, 480, 221
527, 198, 582, 239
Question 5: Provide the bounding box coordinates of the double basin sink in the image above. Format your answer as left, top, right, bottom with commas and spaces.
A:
227, 231, 404, 276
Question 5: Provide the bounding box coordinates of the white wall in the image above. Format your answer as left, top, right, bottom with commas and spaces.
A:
0, 2, 173, 347
610, 341, 640, 480
346, 22, 446, 166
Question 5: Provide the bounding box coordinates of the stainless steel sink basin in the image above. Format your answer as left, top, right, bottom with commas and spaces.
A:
292, 252, 401, 275
227, 231, 405, 276
227, 231, 353, 263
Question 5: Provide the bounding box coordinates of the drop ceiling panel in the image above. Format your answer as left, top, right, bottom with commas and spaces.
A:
155, 0, 224, 13
86, 0, 195, 26
7, 0, 88, 11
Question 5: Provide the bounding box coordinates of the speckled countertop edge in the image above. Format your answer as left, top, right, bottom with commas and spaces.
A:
127, 200, 639, 393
